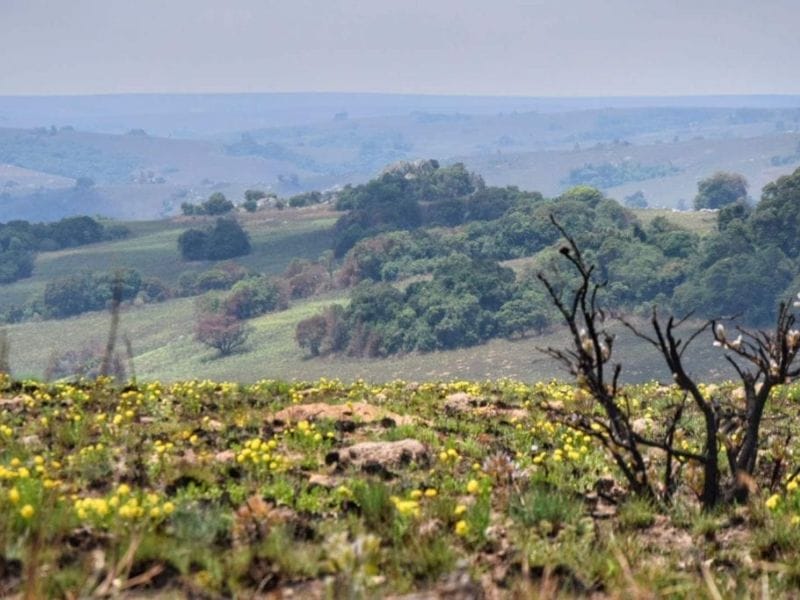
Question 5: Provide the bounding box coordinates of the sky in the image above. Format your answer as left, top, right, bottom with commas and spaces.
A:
1, 0, 799, 97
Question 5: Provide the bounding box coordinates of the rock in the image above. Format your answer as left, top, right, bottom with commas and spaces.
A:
20, 434, 40, 447
307, 473, 341, 488
206, 419, 224, 431
541, 400, 564, 412
214, 450, 236, 463
418, 518, 443, 537
327, 439, 430, 470
444, 392, 476, 415
273, 402, 413, 427
631, 418, 653, 435
387, 570, 484, 600
0, 396, 24, 410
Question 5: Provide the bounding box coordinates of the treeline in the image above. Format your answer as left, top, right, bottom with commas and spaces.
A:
2, 253, 332, 324
563, 160, 680, 189
296, 164, 800, 357
297, 255, 554, 357
0, 216, 128, 284
331, 159, 523, 256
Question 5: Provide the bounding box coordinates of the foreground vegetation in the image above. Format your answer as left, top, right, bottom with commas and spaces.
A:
3, 375, 800, 597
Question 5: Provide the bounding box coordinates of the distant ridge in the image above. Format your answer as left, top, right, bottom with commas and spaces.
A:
1, 92, 799, 137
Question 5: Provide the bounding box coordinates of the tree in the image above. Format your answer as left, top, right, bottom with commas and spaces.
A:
693, 172, 748, 210
540, 215, 800, 510
177, 228, 209, 261
749, 166, 800, 258
244, 189, 267, 203
204, 192, 234, 215
295, 314, 328, 356
205, 219, 251, 260
194, 312, 252, 356
623, 190, 648, 208
177, 219, 251, 261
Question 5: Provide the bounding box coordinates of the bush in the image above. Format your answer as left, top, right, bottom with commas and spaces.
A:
283, 259, 329, 298
181, 192, 235, 216
42, 269, 142, 318
287, 191, 322, 207
178, 219, 251, 261
194, 312, 252, 356
139, 277, 171, 302
222, 276, 287, 319
295, 305, 347, 357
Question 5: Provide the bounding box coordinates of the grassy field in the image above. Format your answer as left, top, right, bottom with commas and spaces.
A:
6, 282, 729, 385
2, 206, 731, 384
2, 376, 800, 597
0, 209, 337, 308
631, 207, 719, 234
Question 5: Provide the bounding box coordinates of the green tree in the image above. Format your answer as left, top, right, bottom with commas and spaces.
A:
749, 166, 800, 258
177, 228, 209, 261
693, 172, 748, 210
205, 219, 250, 260
203, 192, 234, 215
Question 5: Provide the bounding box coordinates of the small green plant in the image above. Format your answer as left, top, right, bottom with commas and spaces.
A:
510, 485, 583, 532
617, 497, 657, 530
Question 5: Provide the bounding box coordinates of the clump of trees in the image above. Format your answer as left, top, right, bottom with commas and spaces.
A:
221, 276, 288, 319
296, 254, 555, 357
331, 160, 487, 256
14, 268, 171, 321
564, 160, 679, 189
0, 215, 128, 284
674, 167, 800, 324
178, 218, 251, 261
242, 190, 269, 212
693, 171, 749, 210
192, 273, 288, 357
181, 192, 235, 216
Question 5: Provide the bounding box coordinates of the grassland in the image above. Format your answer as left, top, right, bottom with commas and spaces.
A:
6, 284, 729, 385
2, 204, 732, 384
2, 376, 800, 597
0, 208, 336, 308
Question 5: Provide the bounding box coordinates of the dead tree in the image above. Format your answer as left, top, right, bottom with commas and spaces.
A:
621, 310, 721, 507
537, 217, 655, 500
711, 304, 800, 480
541, 215, 800, 509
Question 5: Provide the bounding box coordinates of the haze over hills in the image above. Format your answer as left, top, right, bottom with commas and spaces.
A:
1, 93, 800, 221
3, 93, 800, 137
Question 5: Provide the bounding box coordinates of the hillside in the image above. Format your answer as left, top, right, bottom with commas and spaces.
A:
0, 202, 723, 383
3, 375, 800, 597
1, 97, 799, 220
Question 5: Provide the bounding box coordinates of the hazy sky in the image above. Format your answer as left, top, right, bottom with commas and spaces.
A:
2, 0, 799, 96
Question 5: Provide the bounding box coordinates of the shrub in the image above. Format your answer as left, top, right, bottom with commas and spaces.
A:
181, 192, 235, 216
194, 312, 252, 356
223, 276, 287, 319
178, 219, 251, 261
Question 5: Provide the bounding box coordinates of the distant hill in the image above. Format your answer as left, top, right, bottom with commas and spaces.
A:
2, 92, 800, 136
0, 95, 799, 220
